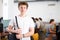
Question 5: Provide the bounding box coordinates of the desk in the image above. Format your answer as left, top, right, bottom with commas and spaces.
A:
0, 32, 8, 40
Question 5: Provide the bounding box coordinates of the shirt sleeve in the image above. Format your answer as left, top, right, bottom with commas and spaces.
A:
29, 18, 35, 28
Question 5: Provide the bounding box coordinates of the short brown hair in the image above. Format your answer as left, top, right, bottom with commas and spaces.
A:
18, 2, 28, 8
39, 17, 42, 21
49, 19, 54, 23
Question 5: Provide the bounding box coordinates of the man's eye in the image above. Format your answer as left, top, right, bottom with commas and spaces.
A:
21, 7, 22, 8
24, 7, 25, 9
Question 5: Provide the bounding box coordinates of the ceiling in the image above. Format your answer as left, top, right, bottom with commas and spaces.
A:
15, 0, 59, 1
14, 0, 59, 2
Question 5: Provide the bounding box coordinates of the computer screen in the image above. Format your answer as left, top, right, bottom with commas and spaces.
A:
2, 20, 10, 28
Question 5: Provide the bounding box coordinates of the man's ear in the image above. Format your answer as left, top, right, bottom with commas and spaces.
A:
18, 7, 20, 10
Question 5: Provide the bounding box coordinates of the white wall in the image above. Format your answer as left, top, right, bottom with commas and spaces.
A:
3, 0, 60, 22
0, 0, 3, 18
27, 2, 60, 22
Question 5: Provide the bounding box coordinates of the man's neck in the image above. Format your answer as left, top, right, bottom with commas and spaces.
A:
19, 13, 26, 17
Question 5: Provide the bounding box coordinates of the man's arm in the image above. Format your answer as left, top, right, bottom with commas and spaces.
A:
24, 27, 34, 37
6, 25, 21, 34
16, 27, 34, 39
6, 25, 15, 33
49, 28, 56, 34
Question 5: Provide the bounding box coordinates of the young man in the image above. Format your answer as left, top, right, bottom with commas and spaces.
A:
7, 2, 35, 40
45, 19, 56, 40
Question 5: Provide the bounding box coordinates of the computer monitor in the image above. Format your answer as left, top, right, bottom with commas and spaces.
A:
2, 20, 10, 32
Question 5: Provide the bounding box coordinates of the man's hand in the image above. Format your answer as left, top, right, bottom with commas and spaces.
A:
16, 34, 23, 39
7, 25, 22, 34
14, 29, 22, 34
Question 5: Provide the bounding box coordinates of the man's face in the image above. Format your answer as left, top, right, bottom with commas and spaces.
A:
52, 21, 56, 25
18, 5, 28, 13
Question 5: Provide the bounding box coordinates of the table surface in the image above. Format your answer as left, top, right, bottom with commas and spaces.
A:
0, 32, 8, 37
